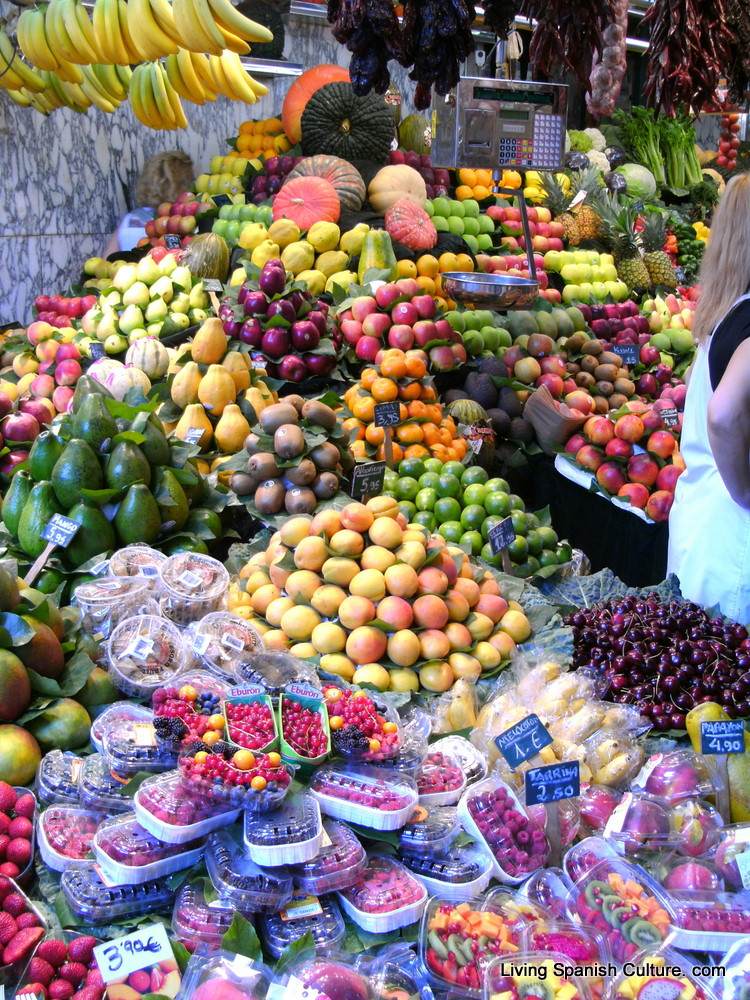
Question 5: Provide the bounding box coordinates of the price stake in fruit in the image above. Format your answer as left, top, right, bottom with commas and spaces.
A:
93, 923, 177, 984
494, 714, 553, 769
164, 234, 181, 250
25, 514, 81, 588
374, 401, 401, 468
660, 407, 679, 428
525, 761, 580, 806
616, 344, 639, 366
349, 461, 386, 501
212, 194, 232, 207
700, 719, 745, 819
488, 516, 515, 574
184, 428, 204, 445
89, 342, 105, 361
202, 278, 224, 292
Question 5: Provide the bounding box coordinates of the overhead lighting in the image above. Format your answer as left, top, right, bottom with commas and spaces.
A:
239, 57, 302, 76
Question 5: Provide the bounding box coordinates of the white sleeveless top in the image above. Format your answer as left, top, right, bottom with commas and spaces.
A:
667, 292, 750, 623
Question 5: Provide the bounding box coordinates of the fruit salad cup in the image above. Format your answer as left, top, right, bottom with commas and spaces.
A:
484, 951, 592, 1000
338, 855, 427, 933
611, 950, 712, 1000
75, 577, 150, 640
90, 702, 155, 754
61, 861, 177, 924
258, 894, 346, 959
179, 744, 293, 812
671, 798, 723, 858
243, 792, 322, 866
204, 826, 294, 912
106, 614, 188, 699
158, 553, 229, 626
287, 818, 367, 895
109, 544, 167, 580
522, 922, 607, 1000
37, 806, 101, 872
134, 771, 240, 844
603, 792, 677, 856
309, 764, 418, 832
633, 749, 722, 805
93, 813, 207, 885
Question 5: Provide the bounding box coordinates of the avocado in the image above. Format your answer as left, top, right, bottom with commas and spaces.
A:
105, 440, 151, 491
498, 386, 523, 419
138, 420, 171, 467
71, 374, 113, 411
152, 468, 189, 531
17, 481, 63, 557
180, 461, 206, 508
478, 355, 509, 378
1, 470, 32, 536
63, 501, 115, 567
28, 431, 65, 482
113, 483, 162, 545
464, 371, 498, 410
72, 394, 118, 452
51, 439, 104, 509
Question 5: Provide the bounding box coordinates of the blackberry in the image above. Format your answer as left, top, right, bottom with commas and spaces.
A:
184, 738, 209, 756
332, 725, 369, 752
212, 741, 234, 758
154, 717, 187, 742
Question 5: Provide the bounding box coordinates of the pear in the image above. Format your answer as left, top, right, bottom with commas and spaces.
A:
105, 334, 129, 355
150, 275, 173, 302
188, 283, 208, 309
112, 263, 138, 292
118, 304, 144, 335
100, 290, 122, 309
145, 298, 168, 323
162, 313, 190, 334
122, 281, 150, 308
96, 309, 119, 341
81, 309, 101, 336
135, 255, 162, 286
146, 322, 164, 337
188, 309, 209, 325
171, 265, 193, 290
170, 293, 190, 315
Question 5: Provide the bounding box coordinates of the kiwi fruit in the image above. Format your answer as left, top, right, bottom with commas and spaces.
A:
274, 424, 305, 460
301, 399, 337, 430
594, 364, 618, 383
254, 479, 285, 514
259, 402, 299, 434
284, 394, 306, 415
594, 396, 610, 414
285, 458, 317, 486
248, 452, 282, 480
229, 472, 258, 496
614, 377, 635, 397
309, 442, 340, 470
596, 380, 613, 397
517, 981, 553, 1000
598, 350, 622, 367
311, 472, 339, 499
575, 371, 595, 389
284, 487, 316, 514
609, 393, 628, 410
581, 339, 604, 356
565, 333, 586, 354
244, 432, 262, 455
580, 355, 599, 375
566, 361, 580, 375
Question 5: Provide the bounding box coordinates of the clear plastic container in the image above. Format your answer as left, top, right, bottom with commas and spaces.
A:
523, 921, 607, 1000
398, 805, 458, 857
563, 836, 623, 884
90, 701, 154, 754
152, 670, 233, 742
484, 950, 592, 1000
654, 854, 725, 893
205, 825, 294, 912
458, 775, 550, 884
309, 764, 418, 831
0, 879, 47, 990
109, 544, 167, 580
36, 749, 83, 805
337, 855, 427, 933
565, 857, 676, 964
79, 753, 137, 813
417, 751, 467, 806
178, 745, 293, 813
279, 683, 331, 765
288, 818, 367, 895
258, 894, 345, 959
159, 552, 229, 625
134, 771, 240, 844
429, 735, 489, 786
325, 686, 401, 762
223, 685, 278, 753
713, 822, 750, 889
37, 805, 101, 872
103, 717, 179, 777
293, 959, 373, 1000
610, 948, 713, 1000
93, 812, 207, 885
400, 846, 494, 903
632, 749, 722, 805
171, 879, 240, 949
670, 889, 750, 951
61, 860, 177, 924
519, 868, 572, 921
75, 576, 150, 639
234, 649, 320, 698
603, 791, 675, 855
106, 614, 188, 698
484, 886, 553, 927
374, 741, 428, 777
243, 793, 322, 866
717, 938, 750, 1000
189, 612, 264, 680
672, 797, 724, 858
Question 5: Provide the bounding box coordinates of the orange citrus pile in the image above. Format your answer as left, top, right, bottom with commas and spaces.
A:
234, 117, 292, 159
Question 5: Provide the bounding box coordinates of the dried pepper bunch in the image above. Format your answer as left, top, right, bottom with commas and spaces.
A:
327, 0, 403, 95
402, 0, 477, 110
725, 0, 750, 105
519, 0, 615, 93
482, 0, 521, 37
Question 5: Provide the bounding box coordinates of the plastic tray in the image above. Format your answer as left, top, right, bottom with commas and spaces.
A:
159, 552, 229, 626
458, 775, 550, 884
416, 751, 467, 806
178, 746, 293, 813
106, 614, 188, 698
713, 821, 750, 888
287, 818, 367, 896
243, 793, 322, 866
483, 885, 553, 926
78, 753, 136, 813
103, 717, 179, 776
0, 878, 48, 991
398, 805, 458, 857
35, 749, 83, 805
90, 701, 155, 754
337, 855, 427, 934
670, 889, 750, 951
61, 860, 177, 924
223, 685, 278, 753
234, 649, 320, 698
172, 879, 241, 948
429, 735, 489, 786
75, 576, 151, 639
205, 825, 294, 912
258, 894, 345, 959
632, 749, 722, 805
134, 771, 240, 844
109, 544, 167, 580
189, 612, 264, 680
326, 687, 401, 763
37, 805, 101, 872
563, 836, 623, 884
279, 683, 330, 765
655, 854, 725, 893
93, 812, 206, 885
309, 764, 418, 832
400, 846, 494, 903
519, 867, 572, 920
484, 950, 592, 1000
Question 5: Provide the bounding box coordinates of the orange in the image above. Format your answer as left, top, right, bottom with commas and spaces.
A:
365, 424, 385, 446
438, 427, 453, 446
456, 254, 475, 272
372, 377, 398, 402
351, 440, 367, 458
376, 441, 404, 463
433, 275, 443, 294
446, 447, 459, 461
455, 184, 474, 201
266, 117, 282, 130
405, 356, 427, 379
407, 400, 428, 420
453, 438, 468, 458
380, 354, 407, 380
458, 168, 477, 185
399, 402, 409, 422
396, 422, 423, 444
415, 276, 436, 296
343, 416, 365, 440
237, 135, 252, 152
404, 444, 429, 459
421, 422, 439, 445
474, 185, 491, 200
352, 394, 375, 421
438, 252, 460, 272
398, 381, 422, 401
475, 169, 492, 185
417, 254, 439, 278
419, 384, 437, 402
397, 259, 417, 278
361, 367, 379, 391
426, 403, 442, 423
239, 120, 253, 134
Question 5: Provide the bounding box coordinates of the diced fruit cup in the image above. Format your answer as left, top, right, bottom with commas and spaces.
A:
106, 615, 188, 698
484, 951, 591, 1000
337, 856, 427, 934
611, 950, 712, 1000
522, 921, 607, 1000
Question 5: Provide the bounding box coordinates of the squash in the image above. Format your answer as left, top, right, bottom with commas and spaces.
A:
397, 114, 431, 154
274, 176, 340, 231
281, 64, 350, 145
125, 337, 169, 379
368, 165, 427, 214
184, 232, 231, 282
104, 365, 152, 401
357, 230, 398, 283
300, 82, 394, 164
385, 199, 437, 252
286, 155, 366, 213
702, 167, 725, 194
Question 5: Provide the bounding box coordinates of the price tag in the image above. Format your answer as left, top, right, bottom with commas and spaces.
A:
349, 461, 386, 501
701, 720, 745, 755
660, 407, 679, 428
319, 826, 332, 849
250, 357, 267, 370
525, 760, 580, 805
193, 633, 211, 656
463, 424, 494, 455
279, 894, 323, 921
69, 757, 83, 783
164, 234, 181, 250
675, 266, 686, 284
202, 278, 223, 292
97, 580, 122, 590
736, 849, 750, 889
41, 513, 80, 549
212, 194, 232, 207
184, 427, 204, 444
494, 713, 553, 769
616, 344, 639, 366
179, 570, 202, 590
123, 637, 155, 662
632, 200, 645, 213
140, 564, 160, 577
94, 923, 176, 983
89, 342, 105, 361
488, 516, 515, 556
132, 723, 156, 747
229, 685, 266, 698
222, 631, 245, 652
89, 560, 109, 576
373, 401, 401, 427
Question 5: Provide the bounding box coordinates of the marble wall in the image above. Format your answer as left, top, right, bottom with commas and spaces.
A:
0, 11, 420, 326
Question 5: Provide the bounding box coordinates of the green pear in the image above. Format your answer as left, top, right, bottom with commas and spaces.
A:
81, 309, 101, 336
105, 333, 130, 354
146, 322, 164, 337
135, 255, 162, 286
145, 298, 168, 323
162, 313, 190, 334
112, 263, 138, 292
188, 309, 208, 324
122, 281, 150, 308
84, 256, 104, 276
96, 309, 118, 341
150, 275, 173, 302
171, 265, 193, 290
158, 254, 178, 276
188, 283, 208, 309
170, 293, 190, 315
100, 290, 122, 309
118, 304, 144, 335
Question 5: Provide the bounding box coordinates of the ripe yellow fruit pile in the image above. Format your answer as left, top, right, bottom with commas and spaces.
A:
228, 498, 531, 694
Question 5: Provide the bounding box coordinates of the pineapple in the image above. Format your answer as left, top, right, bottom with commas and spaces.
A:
541, 172, 580, 245
640, 214, 678, 289
571, 167, 607, 241
604, 207, 651, 290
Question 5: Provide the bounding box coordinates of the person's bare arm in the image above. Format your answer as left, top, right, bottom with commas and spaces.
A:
102, 230, 119, 258
708, 337, 750, 508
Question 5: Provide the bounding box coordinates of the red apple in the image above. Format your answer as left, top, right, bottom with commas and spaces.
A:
340, 320, 363, 346
30, 374, 55, 399
55, 343, 81, 362
387, 325, 414, 351
361, 313, 391, 340
355, 336, 381, 362
277, 354, 307, 382
303, 353, 336, 376
391, 301, 419, 326
412, 320, 438, 347
429, 345, 457, 371
450, 343, 467, 364
395, 278, 420, 297
540, 356, 567, 378
564, 390, 595, 416
412, 294, 436, 319
52, 386, 74, 413
375, 284, 401, 310
536, 374, 564, 397
1, 412, 40, 442
54, 359, 82, 386
351, 296, 379, 323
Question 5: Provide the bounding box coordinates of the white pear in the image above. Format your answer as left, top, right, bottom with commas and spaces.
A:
159, 254, 178, 276
170, 293, 191, 315
145, 298, 168, 323
188, 308, 208, 324
150, 275, 174, 303
80, 308, 101, 336
171, 265, 193, 290
96, 309, 119, 342
104, 334, 129, 355
111, 263, 138, 292
100, 290, 122, 309
122, 281, 150, 308
135, 255, 163, 286
188, 283, 208, 309
118, 304, 144, 334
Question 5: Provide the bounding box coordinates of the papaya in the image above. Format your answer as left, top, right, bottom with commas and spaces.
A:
175, 403, 213, 451
170, 361, 202, 408
244, 387, 270, 421
190, 317, 227, 365
221, 352, 251, 393
197, 365, 236, 417
357, 230, 398, 283
214, 404, 252, 453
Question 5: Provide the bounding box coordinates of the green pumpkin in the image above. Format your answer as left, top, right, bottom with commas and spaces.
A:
300, 82, 395, 165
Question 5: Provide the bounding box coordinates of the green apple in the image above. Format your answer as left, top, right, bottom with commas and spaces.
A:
497, 328, 512, 349
600, 264, 618, 282
83, 257, 104, 277
668, 327, 694, 354
118, 304, 144, 334
560, 264, 582, 284
122, 281, 150, 308
226, 220, 242, 242
480, 327, 500, 352
650, 332, 671, 351
561, 284, 582, 303
444, 310, 465, 333
613, 281, 629, 301
112, 263, 138, 292
231, 158, 248, 176
462, 199, 480, 218
462, 217, 480, 237
209, 156, 223, 173
145, 298, 168, 323
478, 215, 495, 234
432, 197, 451, 217
213, 219, 229, 238
433, 216, 449, 232
477, 233, 494, 251
463, 234, 479, 253
572, 250, 592, 264
135, 256, 162, 286
218, 204, 233, 220
424, 199, 434, 217
150, 275, 173, 303
240, 205, 256, 222
660, 351, 673, 366
600, 252, 615, 266
544, 250, 562, 271
577, 283, 594, 303
447, 217, 465, 235
158, 254, 178, 276
462, 312, 483, 332
474, 310, 495, 327
449, 200, 465, 218
463, 330, 484, 356
105, 333, 129, 354
256, 206, 273, 226
603, 280, 624, 301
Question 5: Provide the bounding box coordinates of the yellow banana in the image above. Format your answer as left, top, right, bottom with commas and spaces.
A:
29, 86, 57, 113
217, 24, 250, 55
114, 63, 132, 90
60, 76, 92, 108
128, 0, 178, 61
0, 28, 45, 92
173, 0, 223, 55
80, 64, 117, 109
59, 0, 98, 63
45, 0, 81, 64
132, 62, 158, 127
165, 52, 195, 103
92, 61, 126, 99
207, 54, 231, 98
117, 0, 141, 64
127, 63, 147, 125
148, 0, 184, 46
159, 61, 187, 128
102, 0, 129, 65
175, 47, 214, 102
74, 0, 106, 62
53, 58, 85, 84
17, 9, 59, 72
39, 71, 64, 106
92, 0, 116, 63
205, 0, 272, 43
148, 61, 176, 127
5, 86, 32, 106
220, 50, 267, 100
189, 51, 217, 94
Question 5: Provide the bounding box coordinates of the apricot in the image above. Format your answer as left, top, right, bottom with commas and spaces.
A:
268, 557, 291, 590
449, 652, 482, 680
466, 612, 494, 641
349, 568, 386, 602
473, 641, 502, 669
250, 584, 281, 616
322, 557, 360, 587
244, 570, 270, 594
280, 605, 321, 641
360, 545, 397, 572
489, 630, 516, 658
279, 516, 312, 547
394, 541, 427, 569
377, 595, 413, 631
474, 594, 509, 624
346, 625, 387, 664
352, 663, 389, 690
419, 659, 454, 692
330, 529, 364, 557
367, 496, 399, 519
437, 548, 460, 585
396, 512, 408, 529
412, 594, 449, 629
263, 629, 291, 648
289, 642, 316, 658
294, 536, 328, 572
499, 609, 531, 643
508, 600, 524, 613
387, 629, 421, 667
309, 508, 342, 539
388, 667, 420, 692
458, 561, 476, 579
265, 596, 295, 627
384, 563, 419, 598
478, 576, 501, 596
310, 584, 347, 617
453, 577, 480, 607
419, 629, 451, 660
340, 502, 374, 532
444, 622, 473, 651
444, 589, 471, 622
338, 595, 376, 630
417, 566, 449, 596
319, 653, 355, 681
403, 526, 430, 545
250, 620, 271, 635
285, 570, 321, 602
311, 621, 348, 654
368, 517, 404, 549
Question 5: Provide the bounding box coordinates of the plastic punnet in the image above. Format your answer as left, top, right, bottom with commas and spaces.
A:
309, 763, 418, 831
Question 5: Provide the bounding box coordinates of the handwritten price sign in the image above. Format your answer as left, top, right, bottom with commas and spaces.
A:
701, 720, 746, 755
93, 923, 174, 982
525, 761, 580, 805
494, 714, 552, 769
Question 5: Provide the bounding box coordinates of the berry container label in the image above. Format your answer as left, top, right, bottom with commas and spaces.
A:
524, 761, 580, 805
89, 560, 109, 576
494, 713, 552, 768
123, 637, 156, 662
229, 685, 266, 698
279, 893, 323, 921
133, 724, 157, 748
701, 720, 745, 754
736, 849, 750, 888
94, 922, 176, 982
178, 570, 202, 590
193, 633, 212, 656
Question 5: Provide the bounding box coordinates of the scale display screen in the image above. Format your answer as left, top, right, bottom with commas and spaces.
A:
495, 109, 530, 121
472, 86, 555, 107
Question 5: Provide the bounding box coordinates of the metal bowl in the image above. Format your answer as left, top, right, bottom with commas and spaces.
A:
442, 272, 539, 310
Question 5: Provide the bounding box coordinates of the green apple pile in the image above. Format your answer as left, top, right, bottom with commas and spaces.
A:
445, 303, 588, 359
425, 197, 497, 254
212, 202, 274, 244
544, 249, 630, 304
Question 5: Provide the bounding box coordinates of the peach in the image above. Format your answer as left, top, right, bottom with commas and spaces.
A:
250, 583, 281, 616
319, 653, 356, 681
340, 501, 374, 532
458, 560, 476, 580
16, 373, 35, 396
309, 508, 342, 539
264, 541, 285, 566
394, 541, 427, 568
473, 641, 502, 669
35, 340, 60, 363
251, 621, 271, 635
265, 597, 296, 627
445, 622, 473, 651
290, 642, 316, 658
412, 594, 449, 629
419, 659, 454, 692
403, 525, 431, 545
490, 631, 516, 659
436, 549, 460, 585
361, 545, 397, 572
352, 664, 390, 691
322, 557, 360, 587
419, 629, 451, 659
294, 535, 328, 571
311, 621, 348, 654
384, 563, 419, 598
264, 629, 291, 648
453, 577, 480, 606
279, 516, 312, 547
349, 568, 386, 602
280, 605, 322, 641
245, 570, 271, 594
377, 595, 413, 630
310, 584, 347, 617
499, 609, 531, 643
466, 612, 494, 641
285, 570, 321, 602
338, 595, 376, 629
330, 529, 364, 557
474, 594, 509, 623
417, 566, 449, 596
368, 517, 404, 549
346, 625, 388, 664
387, 629, 421, 666
448, 652, 482, 680
444, 589, 470, 622
13, 354, 38, 377
367, 496, 399, 519
396, 512, 408, 529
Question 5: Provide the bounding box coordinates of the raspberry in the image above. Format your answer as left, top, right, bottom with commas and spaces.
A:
59, 962, 87, 987
49, 979, 75, 1000
67, 937, 97, 966
0, 912, 17, 944
37, 940, 68, 968
14, 795, 36, 820
7, 838, 31, 868
3, 892, 27, 917
8, 817, 33, 840
29, 957, 56, 986
0, 783, 17, 813
16, 913, 41, 930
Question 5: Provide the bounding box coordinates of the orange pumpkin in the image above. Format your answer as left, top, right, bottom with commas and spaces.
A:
281, 64, 350, 144
273, 176, 341, 230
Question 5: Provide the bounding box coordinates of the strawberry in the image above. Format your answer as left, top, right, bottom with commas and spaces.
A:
2, 926, 44, 964
13, 795, 36, 820
0, 874, 12, 902
84, 969, 104, 989
16, 913, 41, 930
37, 939, 68, 968
67, 937, 97, 966
8, 817, 33, 840
0, 813, 10, 836
0, 912, 17, 944
0, 834, 10, 859
7, 838, 31, 868
58, 962, 87, 987
28, 957, 56, 986
0, 783, 18, 813
3, 892, 27, 916
17, 983, 48, 999
48, 980, 74, 1000
0, 862, 20, 878
73, 988, 104, 1000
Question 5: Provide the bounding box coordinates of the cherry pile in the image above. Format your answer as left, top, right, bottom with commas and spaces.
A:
281, 701, 327, 759
323, 686, 400, 761
225, 701, 276, 751
566, 594, 750, 729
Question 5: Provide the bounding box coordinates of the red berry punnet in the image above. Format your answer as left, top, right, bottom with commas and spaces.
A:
225, 699, 276, 752
323, 686, 401, 762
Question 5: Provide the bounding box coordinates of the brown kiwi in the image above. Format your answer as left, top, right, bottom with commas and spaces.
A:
566, 362, 580, 375
244, 432, 262, 455
594, 396, 610, 414
596, 380, 614, 397
565, 333, 586, 354
258, 402, 299, 434
339, 449, 354, 472
284, 487, 317, 514
301, 399, 337, 430
311, 472, 339, 500
580, 355, 599, 375
230, 472, 258, 496
254, 479, 286, 514
248, 452, 283, 480
613, 377, 635, 397
284, 394, 306, 415
609, 393, 628, 410
598, 350, 622, 367
581, 339, 604, 356
594, 364, 618, 382
575, 372, 596, 389
309, 442, 340, 470
285, 458, 317, 486
274, 423, 305, 460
